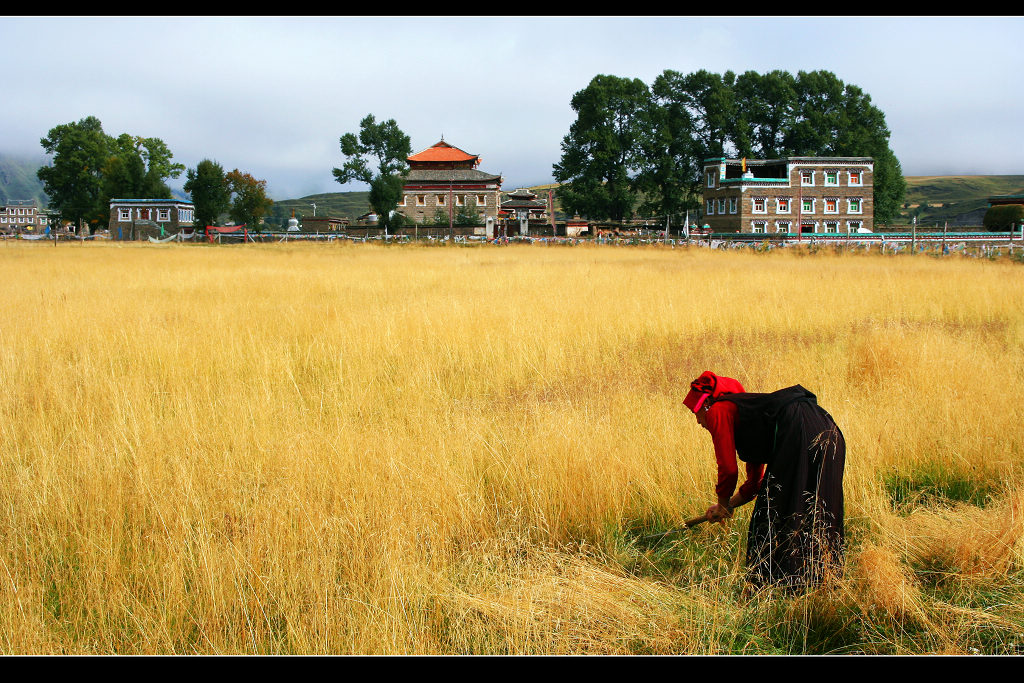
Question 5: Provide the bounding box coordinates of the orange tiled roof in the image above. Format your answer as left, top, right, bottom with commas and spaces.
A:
408, 140, 478, 163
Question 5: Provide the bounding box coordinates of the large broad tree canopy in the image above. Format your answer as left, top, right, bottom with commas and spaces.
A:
38, 116, 113, 228
38, 116, 185, 230
554, 69, 906, 225
101, 134, 184, 206
553, 75, 650, 223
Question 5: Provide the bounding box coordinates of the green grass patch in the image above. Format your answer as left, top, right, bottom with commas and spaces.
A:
883, 461, 1000, 512
612, 512, 747, 588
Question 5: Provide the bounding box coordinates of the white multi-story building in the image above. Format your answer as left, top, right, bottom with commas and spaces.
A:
702, 156, 874, 234
1, 200, 49, 233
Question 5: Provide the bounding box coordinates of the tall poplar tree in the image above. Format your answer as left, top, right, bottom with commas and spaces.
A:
333, 114, 411, 232
633, 90, 698, 226
184, 159, 231, 229
37, 116, 113, 230
733, 70, 798, 159
552, 75, 650, 223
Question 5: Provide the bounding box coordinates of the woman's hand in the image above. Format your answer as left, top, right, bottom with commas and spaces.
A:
705, 503, 733, 524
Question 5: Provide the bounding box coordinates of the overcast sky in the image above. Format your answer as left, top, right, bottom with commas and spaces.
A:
3, 16, 1022, 200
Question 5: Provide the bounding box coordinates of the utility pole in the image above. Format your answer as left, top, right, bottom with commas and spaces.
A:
797, 166, 803, 243
548, 189, 556, 237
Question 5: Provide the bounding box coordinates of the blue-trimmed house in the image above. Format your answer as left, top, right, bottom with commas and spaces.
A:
702, 157, 874, 235
108, 198, 195, 240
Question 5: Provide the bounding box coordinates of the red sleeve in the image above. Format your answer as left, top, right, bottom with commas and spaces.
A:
705, 401, 739, 501
706, 401, 765, 502
739, 462, 765, 501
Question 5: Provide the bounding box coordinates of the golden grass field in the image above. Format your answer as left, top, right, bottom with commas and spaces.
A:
1, 241, 1023, 654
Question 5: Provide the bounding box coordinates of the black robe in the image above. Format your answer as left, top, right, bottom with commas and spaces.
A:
710, 385, 845, 589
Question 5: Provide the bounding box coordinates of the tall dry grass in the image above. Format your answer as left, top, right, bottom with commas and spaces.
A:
1, 241, 1022, 653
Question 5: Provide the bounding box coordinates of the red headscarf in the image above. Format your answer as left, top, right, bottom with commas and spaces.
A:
682, 371, 745, 413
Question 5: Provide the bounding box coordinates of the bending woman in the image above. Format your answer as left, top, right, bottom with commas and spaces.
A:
683, 371, 846, 589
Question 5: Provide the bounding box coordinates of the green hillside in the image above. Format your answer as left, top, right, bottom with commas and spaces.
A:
0, 156, 49, 205
270, 192, 371, 222
898, 175, 1024, 228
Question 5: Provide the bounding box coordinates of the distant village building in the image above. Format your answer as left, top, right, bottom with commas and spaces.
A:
500, 188, 549, 236
565, 215, 589, 238
397, 139, 503, 236
987, 193, 1024, 209
1, 200, 48, 234
984, 192, 1024, 232
108, 198, 195, 240
301, 216, 349, 232
702, 157, 873, 234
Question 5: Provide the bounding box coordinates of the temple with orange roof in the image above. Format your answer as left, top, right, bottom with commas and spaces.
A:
397, 139, 503, 234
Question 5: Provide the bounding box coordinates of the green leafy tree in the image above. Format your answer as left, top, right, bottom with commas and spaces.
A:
871, 147, 907, 227
560, 69, 905, 226
101, 134, 148, 200
783, 71, 905, 223
333, 114, 411, 232
639, 74, 703, 228
367, 173, 406, 229
784, 70, 849, 155
432, 207, 450, 227
39, 117, 186, 233
654, 70, 738, 163
651, 69, 905, 224
553, 75, 650, 223
100, 134, 183, 206
733, 70, 797, 158
983, 204, 1024, 231
37, 116, 114, 230
136, 136, 185, 197
184, 159, 231, 229
226, 169, 273, 231
455, 203, 480, 226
